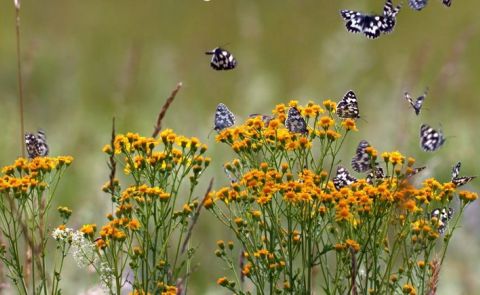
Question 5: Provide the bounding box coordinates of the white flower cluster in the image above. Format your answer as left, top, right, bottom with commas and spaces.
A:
71, 230, 97, 268
51, 226, 73, 241
99, 261, 113, 292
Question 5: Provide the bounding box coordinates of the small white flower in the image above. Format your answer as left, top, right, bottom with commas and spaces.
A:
51, 227, 73, 241
71, 230, 97, 268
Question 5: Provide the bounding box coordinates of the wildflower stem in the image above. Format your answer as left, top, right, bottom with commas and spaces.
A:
14, 1, 25, 158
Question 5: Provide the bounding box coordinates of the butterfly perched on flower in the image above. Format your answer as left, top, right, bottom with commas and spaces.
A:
451, 162, 476, 187
351, 140, 372, 173
420, 124, 445, 152
340, 0, 401, 39
25, 130, 49, 159
285, 107, 308, 134
214, 103, 235, 131
249, 114, 274, 127
205, 47, 237, 70
337, 90, 360, 119
333, 166, 357, 190
431, 207, 454, 234
404, 89, 427, 115
366, 166, 386, 185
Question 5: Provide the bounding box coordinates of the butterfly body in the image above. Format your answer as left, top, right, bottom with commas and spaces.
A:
214, 103, 235, 131
25, 130, 49, 159
333, 166, 357, 190
337, 90, 360, 119
285, 107, 308, 134
205, 47, 237, 70
420, 124, 445, 152
340, 0, 401, 39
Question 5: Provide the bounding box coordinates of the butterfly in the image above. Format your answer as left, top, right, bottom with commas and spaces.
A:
420, 124, 445, 152
407, 166, 426, 177
333, 166, 357, 190
351, 140, 372, 173
214, 103, 235, 131
366, 166, 386, 185
404, 89, 427, 115
451, 162, 476, 187
337, 90, 360, 119
431, 207, 454, 234
442, 0, 452, 7
205, 47, 237, 70
224, 167, 238, 183
408, 0, 428, 10
340, 0, 401, 39
249, 114, 274, 126
285, 107, 308, 134
25, 130, 49, 159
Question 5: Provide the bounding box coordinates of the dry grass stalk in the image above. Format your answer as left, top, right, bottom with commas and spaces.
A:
14, 0, 25, 158
180, 178, 214, 254
151, 82, 183, 138
427, 259, 441, 295
108, 117, 117, 199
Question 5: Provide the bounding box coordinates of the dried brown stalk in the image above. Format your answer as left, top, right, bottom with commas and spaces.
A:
180, 178, 214, 254
151, 82, 183, 138
427, 259, 441, 295
14, 0, 25, 158
109, 117, 117, 199
349, 246, 358, 295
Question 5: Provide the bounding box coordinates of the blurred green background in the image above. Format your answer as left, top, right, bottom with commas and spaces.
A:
1, 0, 479, 294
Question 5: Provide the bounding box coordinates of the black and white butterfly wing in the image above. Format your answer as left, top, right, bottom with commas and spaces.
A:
404, 91, 426, 115
333, 166, 357, 190
337, 90, 360, 119
442, 0, 452, 7
205, 47, 237, 70
362, 15, 386, 39
366, 166, 386, 185
420, 124, 445, 152
431, 207, 454, 234
351, 140, 371, 173
383, 0, 402, 17
214, 103, 235, 131
451, 161, 476, 187
409, 0, 428, 10
408, 166, 426, 177
340, 10, 364, 34
35, 130, 49, 157
25, 130, 49, 159
285, 107, 307, 134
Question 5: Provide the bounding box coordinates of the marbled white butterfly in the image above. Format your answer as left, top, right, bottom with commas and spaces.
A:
404, 89, 427, 115
351, 140, 372, 173
205, 47, 237, 70
340, 0, 401, 39
214, 103, 235, 132
285, 107, 308, 134
25, 130, 49, 159
337, 90, 360, 119
366, 166, 386, 185
333, 166, 357, 190
431, 207, 453, 234
442, 0, 452, 7
451, 162, 476, 187
407, 166, 426, 177
420, 124, 445, 152
408, 0, 428, 10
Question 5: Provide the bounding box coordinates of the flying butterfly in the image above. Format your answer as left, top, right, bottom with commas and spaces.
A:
337, 90, 360, 119
205, 47, 237, 70
451, 162, 476, 187
404, 89, 427, 115
407, 166, 426, 177
351, 140, 372, 173
408, 0, 428, 10
333, 166, 357, 190
340, 0, 401, 39
431, 207, 454, 234
409, 0, 451, 10
285, 107, 308, 134
214, 103, 235, 132
25, 130, 49, 159
420, 124, 445, 152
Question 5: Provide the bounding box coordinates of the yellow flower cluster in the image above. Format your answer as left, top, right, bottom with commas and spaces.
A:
0, 156, 73, 194
215, 101, 357, 154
